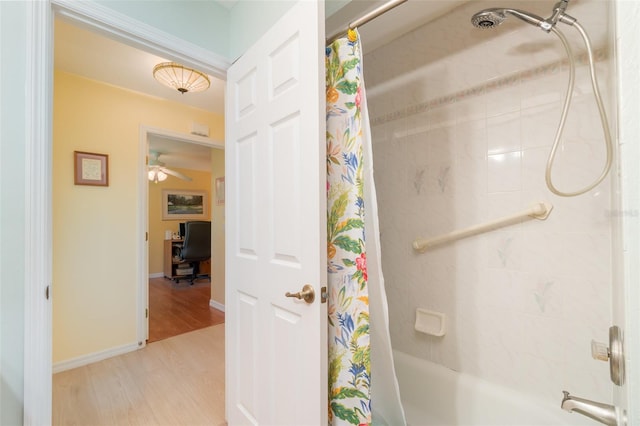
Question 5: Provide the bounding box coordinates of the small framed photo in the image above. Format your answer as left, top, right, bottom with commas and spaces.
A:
215, 177, 225, 205
74, 151, 109, 186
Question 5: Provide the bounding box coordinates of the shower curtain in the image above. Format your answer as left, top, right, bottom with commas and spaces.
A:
326, 29, 406, 426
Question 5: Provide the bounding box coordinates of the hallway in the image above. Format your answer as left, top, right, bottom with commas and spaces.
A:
53, 325, 226, 425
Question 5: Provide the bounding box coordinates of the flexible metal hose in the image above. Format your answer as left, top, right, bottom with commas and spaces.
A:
546, 23, 613, 197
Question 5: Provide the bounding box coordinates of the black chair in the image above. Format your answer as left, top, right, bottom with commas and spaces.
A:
176, 221, 211, 284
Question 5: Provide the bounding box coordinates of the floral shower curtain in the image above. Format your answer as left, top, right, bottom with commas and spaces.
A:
326, 29, 405, 426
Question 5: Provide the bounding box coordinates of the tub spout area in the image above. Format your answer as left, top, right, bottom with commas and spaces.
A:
561, 391, 621, 426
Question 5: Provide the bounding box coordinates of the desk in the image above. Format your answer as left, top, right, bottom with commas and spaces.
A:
163, 239, 211, 280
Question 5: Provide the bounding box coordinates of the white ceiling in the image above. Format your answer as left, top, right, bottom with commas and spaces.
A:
54, 0, 465, 173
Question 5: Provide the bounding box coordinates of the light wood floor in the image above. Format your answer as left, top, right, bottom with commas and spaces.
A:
53, 325, 226, 426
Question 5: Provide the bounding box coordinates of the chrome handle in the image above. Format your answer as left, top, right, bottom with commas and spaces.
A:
591, 325, 625, 386
285, 284, 315, 304
609, 325, 625, 386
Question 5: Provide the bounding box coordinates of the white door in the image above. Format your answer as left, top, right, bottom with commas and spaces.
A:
225, 1, 327, 425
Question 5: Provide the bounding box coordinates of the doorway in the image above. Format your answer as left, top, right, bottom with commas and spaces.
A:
51, 11, 228, 417
54, 4, 224, 371
143, 128, 225, 343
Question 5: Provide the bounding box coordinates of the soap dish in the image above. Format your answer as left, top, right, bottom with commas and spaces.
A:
414, 308, 446, 337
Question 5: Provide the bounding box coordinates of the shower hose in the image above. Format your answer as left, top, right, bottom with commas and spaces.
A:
547, 22, 613, 197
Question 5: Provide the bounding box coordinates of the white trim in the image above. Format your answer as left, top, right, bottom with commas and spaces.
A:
615, 0, 640, 422
149, 272, 164, 279
209, 299, 225, 313
0, 0, 3, 412
142, 125, 224, 150
23, 1, 53, 424
52, 342, 139, 374
138, 124, 149, 345
50, 0, 230, 80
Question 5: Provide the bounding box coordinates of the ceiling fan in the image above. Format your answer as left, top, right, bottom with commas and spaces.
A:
148, 151, 192, 183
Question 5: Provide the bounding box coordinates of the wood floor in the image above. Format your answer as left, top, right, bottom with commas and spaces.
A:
53, 324, 226, 426
52, 279, 226, 425
148, 277, 225, 343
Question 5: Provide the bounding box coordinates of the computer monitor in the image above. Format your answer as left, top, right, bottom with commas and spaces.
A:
179, 222, 186, 239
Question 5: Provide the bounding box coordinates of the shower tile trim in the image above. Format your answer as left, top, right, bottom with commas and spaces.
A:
370, 47, 608, 127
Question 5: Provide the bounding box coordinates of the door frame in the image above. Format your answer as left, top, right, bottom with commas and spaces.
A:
139, 125, 224, 343
25, 1, 230, 422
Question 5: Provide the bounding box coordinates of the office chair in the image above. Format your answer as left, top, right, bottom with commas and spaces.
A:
176, 221, 211, 284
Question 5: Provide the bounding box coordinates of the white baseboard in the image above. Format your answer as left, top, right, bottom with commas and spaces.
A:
53, 342, 140, 374
209, 299, 225, 312
149, 272, 164, 278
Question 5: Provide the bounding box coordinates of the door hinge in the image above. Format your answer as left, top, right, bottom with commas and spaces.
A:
45, 285, 50, 300
321, 286, 327, 304
145, 232, 148, 241
145, 308, 149, 318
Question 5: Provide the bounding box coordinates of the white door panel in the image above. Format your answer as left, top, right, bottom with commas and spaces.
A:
226, 1, 326, 425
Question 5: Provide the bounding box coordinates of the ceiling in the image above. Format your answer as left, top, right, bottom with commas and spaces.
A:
54, 18, 221, 174
54, 19, 225, 115
54, 0, 466, 173
148, 134, 215, 172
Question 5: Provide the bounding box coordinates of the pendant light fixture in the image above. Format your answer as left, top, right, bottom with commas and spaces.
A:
152, 62, 210, 94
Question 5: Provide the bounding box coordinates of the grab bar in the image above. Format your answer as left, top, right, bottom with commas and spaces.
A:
412, 201, 553, 252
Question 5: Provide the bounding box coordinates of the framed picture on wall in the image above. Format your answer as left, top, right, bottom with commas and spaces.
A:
215, 177, 225, 205
162, 189, 209, 220
74, 151, 109, 186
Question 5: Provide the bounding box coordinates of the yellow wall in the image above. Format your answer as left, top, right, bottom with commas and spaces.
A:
53, 70, 223, 364
211, 149, 225, 306
148, 167, 212, 275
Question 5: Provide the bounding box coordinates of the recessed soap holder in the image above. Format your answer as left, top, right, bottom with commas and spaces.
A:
415, 308, 446, 337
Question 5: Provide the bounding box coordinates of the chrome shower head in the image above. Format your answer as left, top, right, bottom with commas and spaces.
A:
471, 8, 547, 30
471, 9, 505, 29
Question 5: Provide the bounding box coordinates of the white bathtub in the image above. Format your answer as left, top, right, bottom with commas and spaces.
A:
391, 350, 587, 426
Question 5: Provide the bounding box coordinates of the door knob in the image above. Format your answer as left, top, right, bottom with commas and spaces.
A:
285, 284, 315, 304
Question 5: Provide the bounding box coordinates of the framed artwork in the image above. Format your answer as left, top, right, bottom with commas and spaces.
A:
162, 189, 208, 220
215, 177, 225, 205
74, 151, 109, 186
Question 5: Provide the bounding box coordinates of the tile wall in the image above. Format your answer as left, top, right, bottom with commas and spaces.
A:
365, 0, 616, 406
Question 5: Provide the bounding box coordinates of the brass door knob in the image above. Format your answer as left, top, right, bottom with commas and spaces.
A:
285, 284, 315, 304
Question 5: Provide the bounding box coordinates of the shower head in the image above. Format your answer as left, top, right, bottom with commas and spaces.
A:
471, 8, 547, 30
471, 9, 506, 28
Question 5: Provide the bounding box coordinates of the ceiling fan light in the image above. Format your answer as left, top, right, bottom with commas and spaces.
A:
148, 169, 168, 183
153, 62, 210, 94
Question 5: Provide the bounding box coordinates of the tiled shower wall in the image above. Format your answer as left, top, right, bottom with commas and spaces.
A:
365, 0, 616, 406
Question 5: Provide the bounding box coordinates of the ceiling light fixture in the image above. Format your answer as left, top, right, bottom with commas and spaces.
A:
152, 62, 210, 94
147, 152, 192, 183
148, 169, 168, 183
